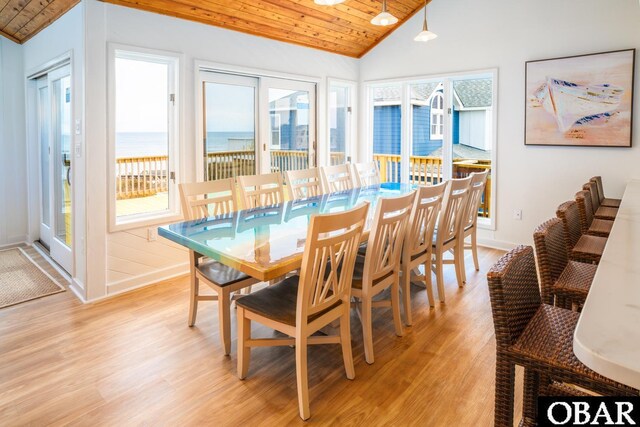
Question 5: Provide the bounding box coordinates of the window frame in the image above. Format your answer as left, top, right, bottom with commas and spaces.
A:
107, 44, 182, 232
430, 92, 445, 140
364, 68, 498, 230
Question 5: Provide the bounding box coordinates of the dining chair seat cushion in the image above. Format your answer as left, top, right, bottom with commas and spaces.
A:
351, 255, 394, 289
601, 198, 621, 208
235, 275, 340, 326
197, 260, 251, 287
594, 206, 617, 220
588, 218, 613, 237
554, 261, 597, 301
511, 304, 628, 389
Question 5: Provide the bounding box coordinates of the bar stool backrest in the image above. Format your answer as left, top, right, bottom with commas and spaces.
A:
556, 201, 582, 255
533, 218, 569, 305
575, 190, 594, 234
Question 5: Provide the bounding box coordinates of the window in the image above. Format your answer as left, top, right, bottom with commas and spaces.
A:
367, 70, 497, 228
328, 80, 356, 165
430, 93, 444, 140
109, 47, 179, 230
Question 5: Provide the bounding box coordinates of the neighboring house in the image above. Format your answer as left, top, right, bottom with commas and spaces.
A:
269, 91, 310, 151
372, 79, 493, 160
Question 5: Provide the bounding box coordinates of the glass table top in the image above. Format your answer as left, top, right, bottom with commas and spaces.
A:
159, 182, 416, 281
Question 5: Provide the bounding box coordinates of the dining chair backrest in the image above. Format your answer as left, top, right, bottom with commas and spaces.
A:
297, 203, 369, 319
237, 172, 285, 209
436, 177, 472, 245
320, 164, 354, 194
487, 245, 541, 348
362, 192, 415, 285
404, 182, 447, 261
353, 161, 381, 187
179, 178, 237, 220
575, 190, 594, 234
460, 170, 489, 231
285, 168, 322, 200
590, 176, 605, 204
556, 200, 582, 252
582, 181, 601, 213
533, 218, 569, 305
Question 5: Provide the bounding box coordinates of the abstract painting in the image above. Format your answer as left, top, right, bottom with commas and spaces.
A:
525, 49, 635, 147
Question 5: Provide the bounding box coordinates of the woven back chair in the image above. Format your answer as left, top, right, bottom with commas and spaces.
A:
238, 172, 285, 209
555, 201, 582, 254
352, 192, 415, 364
590, 176, 621, 207
583, 181, 617, 220
401, 182, 446, 321
533, 219, 568, 306
574, 190, 594, 234
353, 161, 381, 187
179, 178, 237, 220
285, 168, 322, 200
487, 245, 637, 427
236, 202, 369, 420
320, 164, 354, 194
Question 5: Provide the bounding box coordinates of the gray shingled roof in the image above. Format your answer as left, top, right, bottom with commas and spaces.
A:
429, 144, 492, 161
453, 79, 492, 108
373, 79, 492, 108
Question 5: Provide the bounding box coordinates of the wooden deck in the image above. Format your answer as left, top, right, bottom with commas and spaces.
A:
0, 247, 525, 425
116, 192, 168, 217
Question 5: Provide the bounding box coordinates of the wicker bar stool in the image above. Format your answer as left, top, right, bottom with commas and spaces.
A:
591, 176, 621, 207
575, 190, 612, 238
487, 246, 638, 427
533, 218, 596, 310
556, 201, 606, 264
583, 181, 617, 220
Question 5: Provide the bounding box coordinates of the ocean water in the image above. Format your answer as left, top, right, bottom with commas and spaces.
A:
116, 132, 255, 158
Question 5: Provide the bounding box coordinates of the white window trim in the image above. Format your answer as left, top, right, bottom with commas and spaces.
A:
430, 92, 445, 140
327, 78, 357, 165
364, 68, 498, 231
107, 43, 182, 232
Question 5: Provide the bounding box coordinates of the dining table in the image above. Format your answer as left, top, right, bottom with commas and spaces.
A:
573, 178, 640, 390
158, 182, 416, 282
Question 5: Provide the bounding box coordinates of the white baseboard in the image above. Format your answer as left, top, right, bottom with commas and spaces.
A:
0, 238, 27, 250
104, 263, 190, 299
69, 278, 88, 303
477, 238, 519, 251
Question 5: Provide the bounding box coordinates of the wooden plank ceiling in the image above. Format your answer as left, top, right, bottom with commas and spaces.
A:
0, 0, 428, 57
102, 0, 429, 58
0, 0, 80, 44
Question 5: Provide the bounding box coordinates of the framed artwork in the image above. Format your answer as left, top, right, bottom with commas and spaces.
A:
525, 49, 635, 147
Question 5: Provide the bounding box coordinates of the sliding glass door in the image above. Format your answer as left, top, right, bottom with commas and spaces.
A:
200, 71, 316, 183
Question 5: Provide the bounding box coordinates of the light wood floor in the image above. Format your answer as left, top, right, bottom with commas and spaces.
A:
0, 246, 524, 426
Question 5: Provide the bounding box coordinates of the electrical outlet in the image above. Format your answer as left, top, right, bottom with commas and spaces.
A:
513, 209, 523, 221
147, 228, 158, 242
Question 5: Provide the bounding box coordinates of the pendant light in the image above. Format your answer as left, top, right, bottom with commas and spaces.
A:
314, 0, 345, 5
371, 0, 398, 26
414, 0, 437, 42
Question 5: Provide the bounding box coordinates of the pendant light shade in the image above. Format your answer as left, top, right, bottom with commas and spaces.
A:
314, 0, 345, 5
414, 1, 437, 42
371, 0, 398, 26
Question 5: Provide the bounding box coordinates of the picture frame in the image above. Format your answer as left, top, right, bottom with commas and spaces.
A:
525, 49, 635, 147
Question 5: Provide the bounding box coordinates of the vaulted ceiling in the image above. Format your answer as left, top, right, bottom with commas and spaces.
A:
0, 0, 80, 44
0, 0, 429, 57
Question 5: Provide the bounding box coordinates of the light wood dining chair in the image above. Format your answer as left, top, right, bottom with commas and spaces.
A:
432, 176, 472, 303
237, 172, 285, 209
179, 179, 258, 355
353, 161, 381, 187
351, 192, 415, 364
400, 182, 447, 324
320, 164, 355, 193
285, 168, 322, 200
458, 170, 489, 284
236, 203, 369, 420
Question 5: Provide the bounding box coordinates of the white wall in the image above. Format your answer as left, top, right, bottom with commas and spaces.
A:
23, 3, 87, 297
84, 1, 360, 299
459, 110, 488, 151
360, 0, 640, 247
0, 38, 27, 247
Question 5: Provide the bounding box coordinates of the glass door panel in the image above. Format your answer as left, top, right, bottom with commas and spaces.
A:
410, 81, 445, 185
202, 73, 258, 181
266, 80, 316, 180
328, 84, 350, 165
372, 85, 402, 183
52, 75, 72, 248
